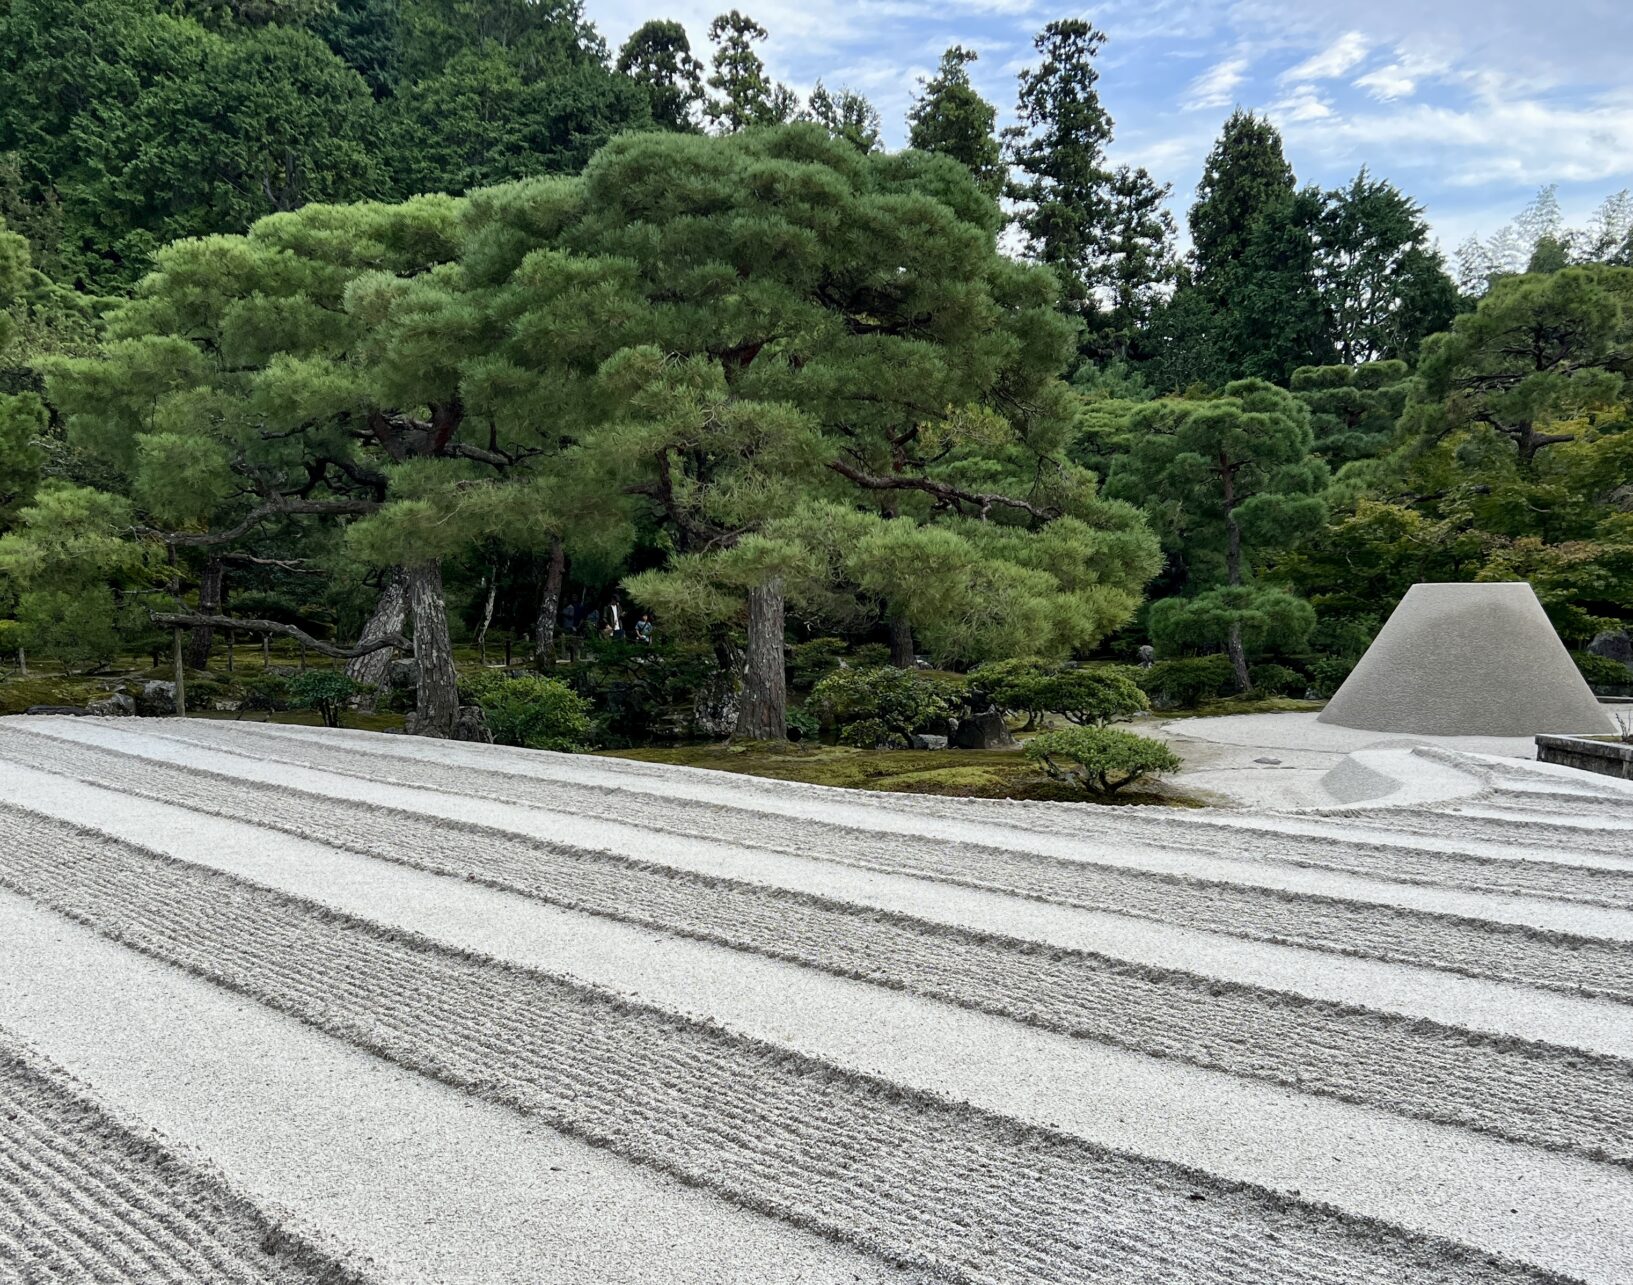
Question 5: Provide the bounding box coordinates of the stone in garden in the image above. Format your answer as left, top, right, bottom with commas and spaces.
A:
85, 692, 136, 717
135, 681, 177, 716
1318, 582, 1614, 736
952, 710, 1017, 750
909, 734, 948, 750
1588, 630, 1633, 667
24, 705, 92, 716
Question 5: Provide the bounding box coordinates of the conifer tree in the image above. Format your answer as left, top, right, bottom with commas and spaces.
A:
805, 84, 881, 153
1004, 20, 1115, 311
617, 19, 706, 132
906, 47, 1004, 199
703, 11, 796, 133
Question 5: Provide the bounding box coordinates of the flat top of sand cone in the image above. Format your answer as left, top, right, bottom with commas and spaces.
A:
1317, 581, 1614, 737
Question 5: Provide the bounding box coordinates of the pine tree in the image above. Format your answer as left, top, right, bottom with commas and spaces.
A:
1097, 165, 1177, 361
805, 83, 881, 152
906, 46, 1004, 199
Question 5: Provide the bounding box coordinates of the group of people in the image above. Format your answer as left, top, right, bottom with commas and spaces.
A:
561, 601, 653, 647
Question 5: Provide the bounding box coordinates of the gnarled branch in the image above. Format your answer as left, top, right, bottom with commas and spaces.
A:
149, 613, 412, 660
825, 459, 1059, 521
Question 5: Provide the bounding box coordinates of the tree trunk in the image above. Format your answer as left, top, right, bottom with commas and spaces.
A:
408, 560, 458, 738
475, 564, 497, 664
16, 648, 25, 676
889, 614, 915, 669
1226, 618, 1251, 693
185, 558, 225, 670
262, 635, 271, 669
733, 577, 787, 742
171, 628, 187, 718
346, 571, 408, 707
533, 536, 566, 669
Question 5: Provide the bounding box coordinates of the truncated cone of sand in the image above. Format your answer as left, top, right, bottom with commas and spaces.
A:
1318, 581, 1615, 737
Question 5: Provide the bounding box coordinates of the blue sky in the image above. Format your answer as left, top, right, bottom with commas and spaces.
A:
588, 0, 1633, 256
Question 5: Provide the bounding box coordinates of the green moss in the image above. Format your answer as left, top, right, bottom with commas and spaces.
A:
0, 673, 110, 715
602, 742, 1198, 805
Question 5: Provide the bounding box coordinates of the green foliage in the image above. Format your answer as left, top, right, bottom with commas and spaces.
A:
810, 666, 963, 748
1573, 651, 1631, 688
788, 637, 847, 689
1307, 656, 1355, 699
907, 47, 1003, 199
1148, 585, 1316, 660
617, 19, 705, 132
804, 83, 881, 153
1137, 655, 1233, 708
975, 657, 1147, 727
1247, 662, 1304, 696
286, 668, 362, 727
1290, 361, 1409, 466
703, 11, 795, 132
1024, 726, 1181, 795
237, 671, 291, 712
461, 670, 591, 750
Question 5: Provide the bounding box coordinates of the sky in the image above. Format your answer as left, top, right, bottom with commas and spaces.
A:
586, 0, 1633, 258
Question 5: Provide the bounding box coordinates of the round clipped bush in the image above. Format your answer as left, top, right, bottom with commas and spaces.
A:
462, 673, 592, 751
810, 666, 963, 748
972, 657, 1057, 727
286, 670, 362, 728
1023, 727, 1182, 796
977, 659, 1148, 728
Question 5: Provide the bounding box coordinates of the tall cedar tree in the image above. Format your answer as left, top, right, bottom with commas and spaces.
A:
1004, 21, 1115, 314
1098, 165, 1177, 362
907, 47, 1005, 200
805, 84, 882, 153
704, 11, 796, 133
617, 20, 706, 131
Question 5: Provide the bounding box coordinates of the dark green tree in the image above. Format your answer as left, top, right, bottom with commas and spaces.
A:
1189, 109, 1295, 290
1290, 360, 1410, 467
1316, 170, 1456, 364
1106, 379, 1328, 688
1004, 20, 1114, 312
1097, 165, 1177, 361
703, 11, 796, 133
616, 19, 706, 131
906, 46, 1004, 199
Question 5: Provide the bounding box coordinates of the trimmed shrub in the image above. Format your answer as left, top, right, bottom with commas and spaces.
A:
1573, 651, 1632, 689
1137, 655, 1233, 708
789, 637, 848, 689
237, 672, 291, 714
1024, 727, 1182, 795
462, 672, 592, 751
1247, 663, 1304, 697
286, 670, 362, 728
1308, 656, 1356, 699
977, 659, 1148, 728
810, 666, 963, 748
972, 657, 1056, 727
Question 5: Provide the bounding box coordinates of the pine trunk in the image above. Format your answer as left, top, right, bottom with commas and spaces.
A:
171, 629, 187, 718
475, 565, 497, 664
733, 577, 787, 742
1227, 618, 1251, 693
408, 560, 459, 738
346, 571, 408, 710
889, 615, 915, 669
185, 558, 225, 670
533, 536, 566, 669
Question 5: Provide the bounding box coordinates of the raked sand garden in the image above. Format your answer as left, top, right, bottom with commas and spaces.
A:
2, 714, 1632, 1283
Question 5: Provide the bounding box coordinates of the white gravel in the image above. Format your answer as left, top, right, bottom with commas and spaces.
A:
3, 714, 1631, 1283
0, 891, 905, 1285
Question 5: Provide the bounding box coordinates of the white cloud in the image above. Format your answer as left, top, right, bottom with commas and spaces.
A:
1279, 31, 1368, 82
1183, 55, 1248, 110
1354, 47, 1449, 101
1269, 84, 1333, 122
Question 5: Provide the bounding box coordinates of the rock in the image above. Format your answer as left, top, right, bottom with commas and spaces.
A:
24, 705, 92, 716
1253, 756, 1282, 765
85, 692, 136, 718
952, 709, 1017, 750
1137, 644, 1156, 668
452, 705, 493, 744
1588, 631, 1633, 668
909, 734, 948, 750
387, 658, 419, 690
135, 680, 177, 716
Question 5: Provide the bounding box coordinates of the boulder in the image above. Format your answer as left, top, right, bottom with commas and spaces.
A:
953, 709, 1017, 750
135, 680, 177, 716
24, 705, 92, 716
85, 692, 136, 718
1588, 631, 1633, 668
909, 733, 948, 750
452, 705, 494, 744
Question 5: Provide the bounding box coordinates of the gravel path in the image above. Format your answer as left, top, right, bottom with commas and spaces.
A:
0, 716, 1628, 1283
